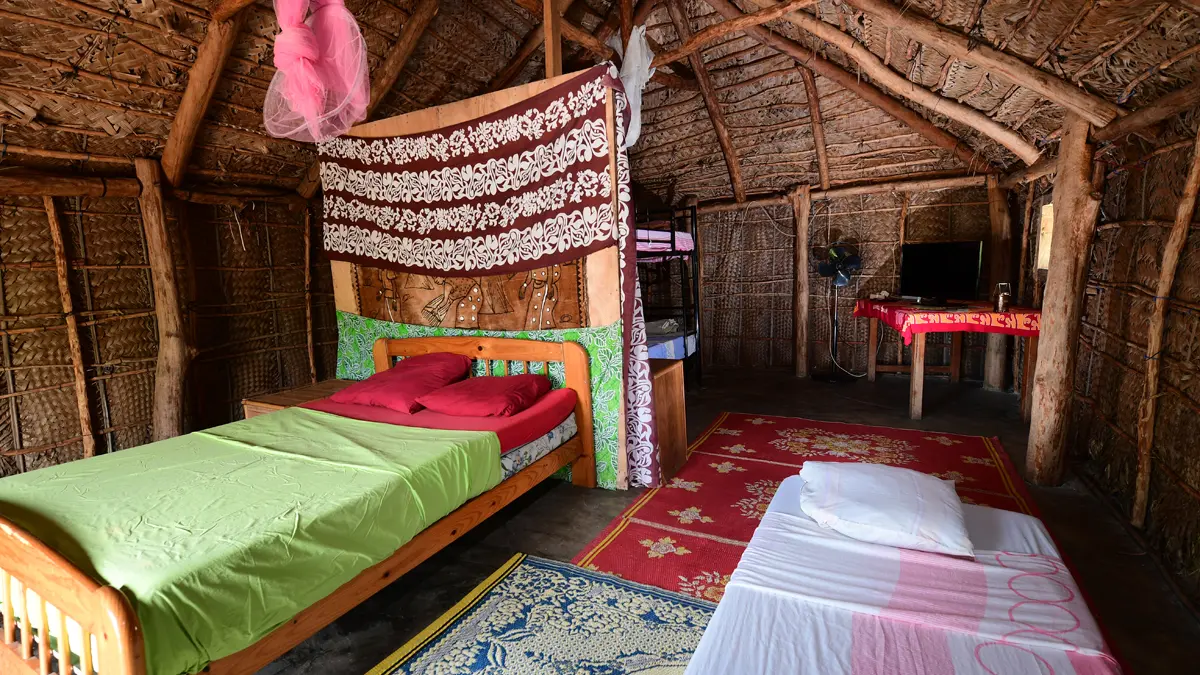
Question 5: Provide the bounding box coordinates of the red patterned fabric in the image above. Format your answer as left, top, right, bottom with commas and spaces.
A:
854, 300, 1040, 345
416, 374, 551, 417
573, 413, 1036, 603
327, 352, 470, 412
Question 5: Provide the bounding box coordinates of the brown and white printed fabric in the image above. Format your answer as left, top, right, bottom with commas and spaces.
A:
318, 65, 661, 487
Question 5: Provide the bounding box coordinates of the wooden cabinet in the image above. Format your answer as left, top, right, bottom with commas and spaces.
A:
242, 379, 354, 419
650, 359, 688, 481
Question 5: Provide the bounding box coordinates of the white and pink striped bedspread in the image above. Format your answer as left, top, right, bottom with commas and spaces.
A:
685, 476, 1120, 675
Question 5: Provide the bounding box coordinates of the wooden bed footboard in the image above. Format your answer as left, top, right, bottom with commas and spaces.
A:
0, 336, 597, 675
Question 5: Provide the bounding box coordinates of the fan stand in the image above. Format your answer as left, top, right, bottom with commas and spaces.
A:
816, 282, 860, 383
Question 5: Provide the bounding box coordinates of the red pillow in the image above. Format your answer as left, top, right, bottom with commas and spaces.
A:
415, 374, 552, 417
329, 352, 472, 413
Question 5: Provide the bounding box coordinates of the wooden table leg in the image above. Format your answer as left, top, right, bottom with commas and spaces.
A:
950, 332, 962, 384
1022, 336, 1038, 422
867, 318, 878, 382
910, 332, 926, 420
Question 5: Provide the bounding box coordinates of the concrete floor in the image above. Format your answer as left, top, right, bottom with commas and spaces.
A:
261, 368, 1200, 675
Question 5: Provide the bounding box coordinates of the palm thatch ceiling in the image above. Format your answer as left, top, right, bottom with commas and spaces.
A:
1, 0, 1198, 203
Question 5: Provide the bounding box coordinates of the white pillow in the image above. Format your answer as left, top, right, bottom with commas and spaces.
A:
798, 461, 974, 557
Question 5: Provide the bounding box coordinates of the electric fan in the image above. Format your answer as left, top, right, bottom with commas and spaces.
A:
817, 242, 862, 380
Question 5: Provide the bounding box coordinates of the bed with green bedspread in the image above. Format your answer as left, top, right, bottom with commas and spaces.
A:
0, 407, 502, 675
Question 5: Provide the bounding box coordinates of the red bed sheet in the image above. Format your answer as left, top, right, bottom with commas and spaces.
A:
301, 387, 578, 453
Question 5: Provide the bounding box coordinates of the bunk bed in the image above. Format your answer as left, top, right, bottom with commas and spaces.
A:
636, 204, 702, 384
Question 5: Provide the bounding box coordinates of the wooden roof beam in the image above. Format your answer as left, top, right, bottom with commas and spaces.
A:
697, 173, 990, 213
297, 0, 440, 198
666, 0, 746, 202
701, 0, 995, 173
652, 0, 815, 69
743, 0, 1040, 164
799, 67, 830, 190
487, 0, 576, 92
160, 11, 246, 187
842, 0, 1121, 128
209, 0, 256, 23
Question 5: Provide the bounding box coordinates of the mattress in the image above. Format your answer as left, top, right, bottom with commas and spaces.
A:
501, 412, 578, 478
646, 331, 698, 359
636, 228, 694, 252
303, 386, 578, 451
685, 475, 1117, 675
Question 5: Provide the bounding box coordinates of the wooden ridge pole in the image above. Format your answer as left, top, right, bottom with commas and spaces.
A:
161, 11, 246, 187
700, 0, 993, 173
44, 197, 97, 458
984, 174, 1013, 391
667, 0, 745, 202
842, 0, 1120, 128
792, 185, 811, 377
1026, 114, 1103, 485
297, 0, 440, 199
799, 67, 830, 190
1131, 132, 1200, 527
135, 159, 189, 441
544, 0, 563, 77
744, 0, 1040, 164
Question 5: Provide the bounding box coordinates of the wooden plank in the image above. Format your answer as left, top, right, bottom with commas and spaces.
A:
842, 0, 1120, 128
745, 0, 1040, 164
867, 317, 878, 382
799, 67, 830, 190
909, 332, 926, 420
1022, 335, 1038, 422
544, 0, 562, 77
667, 0, 745, 202
650, 359, 687, 480
160, 13, 245, 187
242, 380, 354, 409
984, 175, 1012, 391
43, 197, 96, 458
297, 0, 440, 198
135, 159, 189, 441
1132, 131, 1200, 527
1026, 114, 1102, 485
791, 185, 810, 377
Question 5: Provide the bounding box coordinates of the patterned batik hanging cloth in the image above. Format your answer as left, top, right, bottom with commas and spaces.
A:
264, 0, 370, 142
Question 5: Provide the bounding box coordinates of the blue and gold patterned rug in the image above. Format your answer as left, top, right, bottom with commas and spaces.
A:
367, 554, 715, 675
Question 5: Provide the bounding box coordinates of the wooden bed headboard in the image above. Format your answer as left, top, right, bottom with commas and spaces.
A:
371, 336, 596, 487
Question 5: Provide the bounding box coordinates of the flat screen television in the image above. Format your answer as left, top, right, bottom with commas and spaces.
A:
899, 241, 983, 301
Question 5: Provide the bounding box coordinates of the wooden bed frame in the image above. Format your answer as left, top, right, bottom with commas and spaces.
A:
0, 336, 596, 675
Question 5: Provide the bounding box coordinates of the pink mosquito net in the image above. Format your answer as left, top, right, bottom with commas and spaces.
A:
264, 0, 369, 142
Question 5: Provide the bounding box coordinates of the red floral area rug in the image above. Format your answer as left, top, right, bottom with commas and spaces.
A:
573, 412, 1036, 603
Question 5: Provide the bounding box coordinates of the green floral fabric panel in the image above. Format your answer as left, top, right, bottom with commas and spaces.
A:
336, 311, 622, 489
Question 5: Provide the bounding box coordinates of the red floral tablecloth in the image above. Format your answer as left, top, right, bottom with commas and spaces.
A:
854, 299, 1041, 345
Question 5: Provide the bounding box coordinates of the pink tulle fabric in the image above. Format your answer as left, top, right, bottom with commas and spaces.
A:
264, 0, 369, 142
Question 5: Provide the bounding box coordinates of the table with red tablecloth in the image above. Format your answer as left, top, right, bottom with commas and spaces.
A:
853, 300, 1041, 419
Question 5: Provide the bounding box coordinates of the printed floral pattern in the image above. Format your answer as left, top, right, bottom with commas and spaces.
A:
668, 507, 714, 525
499, 414, 578, 478
924, 435, 963, 446
735, 479, 781, 520
722, 444, 754, 455
709, 461, 746, 474
771, 429, 918, 465
931, 470, 974, 483
962, 455, 996, 466
641, 536, 691, 559
678, 571, 732, 603
667, 478, 703, 492
715, 428, 742, 436
747, 417, 775, 425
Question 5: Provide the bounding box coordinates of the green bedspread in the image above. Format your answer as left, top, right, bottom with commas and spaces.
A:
0, 408, 502, 675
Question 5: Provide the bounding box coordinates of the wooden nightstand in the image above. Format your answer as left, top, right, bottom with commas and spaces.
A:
242, 379, 354, 419
650, 359, 688, 481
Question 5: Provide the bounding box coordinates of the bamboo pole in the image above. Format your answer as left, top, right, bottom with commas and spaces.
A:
1131, 132, 1200, 527
984, 175, 1013, 391
304, 209, 317, 384
792, 185, 811, 377
135, 159, 189, 441
799, 67, 830, 191
1027, 114, 1103, 485
43, 197, 97, 458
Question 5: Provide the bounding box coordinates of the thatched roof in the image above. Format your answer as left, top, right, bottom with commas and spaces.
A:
1, 0, 1198, 201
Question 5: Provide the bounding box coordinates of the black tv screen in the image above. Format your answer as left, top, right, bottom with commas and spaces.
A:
899, 241, 983, 301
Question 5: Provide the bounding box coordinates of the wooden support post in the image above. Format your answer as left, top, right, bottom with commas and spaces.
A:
1132, 132, 1200, 527
950, 333, 962, 384
910, 332, 926, 420
160, 12, 246, 187
1022, 336, 1038, 422
667, 0, 745, 202
985, 174, 1013, 391
799, 67, 830, 190
544, 0, 563, 77
867, 317, 878, 382
304, 208, 317, 384
43, 197, 96, 458
791, 185, 811, 377
619, 0, 634, 48
135, 159, 189, 441
1027, 114, 1102, 485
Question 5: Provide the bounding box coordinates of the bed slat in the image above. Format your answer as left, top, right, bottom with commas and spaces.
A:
2, 569, 12, 644
19, 584, 31, 660
57, 609, 69, 675
37, 594, 49, 674
81, 629, 93, 675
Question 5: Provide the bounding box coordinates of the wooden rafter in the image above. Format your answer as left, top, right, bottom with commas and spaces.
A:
544, 0, 563, 77
620, 0, 634, 47
297, 0, 440, 198
697, 173, 989, 213
743, 0, 1040, 164
1132, 132, 1200, 526
666, 0, 745, 202
702, 0, 993, 173
1094, 81, 1200, 143
209, 0, 256, 23
486, 0, 575, 92
798, 67, 829, 190
651, 0, 815, 69
842, 0, 1121, 128
160, 11, 246, 187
